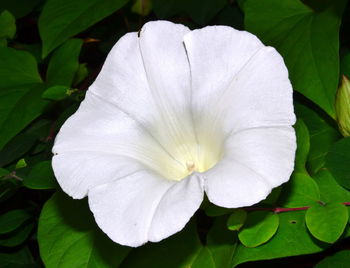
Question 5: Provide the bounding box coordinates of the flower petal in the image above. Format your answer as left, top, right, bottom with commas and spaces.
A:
52, 92, 181, 198
90, 21, 192, 130
88, 32, 156, 124
52, 21, 200, 198
184, 26, 295, 135
138, 20, 191, 112
52, 152, 142, 199
138, 21, 199, 161
204, 126, 295, 208
89, 21, 197, 170
88, 171, 204, 247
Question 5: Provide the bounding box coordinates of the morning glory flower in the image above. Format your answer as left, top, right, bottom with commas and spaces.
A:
52, 21, 296, 247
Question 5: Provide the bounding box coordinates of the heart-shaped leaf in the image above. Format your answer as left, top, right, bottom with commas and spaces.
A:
306, 202, 348, 243
238, 211, 279, 248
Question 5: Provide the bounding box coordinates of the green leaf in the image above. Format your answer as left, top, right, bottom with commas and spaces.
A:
0, 246, 35, 268
23, 160, 57, 189
0, 39, 7, 47
191, 247, 216, 268
19, 43, 42, 63
0, 222, 34, 247
120, 221, 202, 268
0, 47, 41, 86
238, 211, 279, 247
31, 143, 48, 155
46, 39, 83, 87
0, 168, 9, 177
315, 169, 350, 203
232, 211, 327, 267
39, 0, 129, 57
207, 216, 237, 268
0, 178, 20, 203
305, 202, 348, 243
0, 133, 36, 167
38, 191, 131, 268
0, 209, 32, 234
73, 63, 89, 86
315, 250, 350, 268
184, 0, 227, 25
121, 219, 229, 268
0, 10, 16, 39
0, 46, 47, 150
325, 137, 350, 189
0, 0, 41, 18
294, 120, 310, 173
295, 103, 341, 174
244, 0, 346, 118
15, 158, 27, 169
25, 119, 52, 140
278, 173, 320, 207
261, 187, 282, 205
42, 85, 69, 101
227, 209, 247, 231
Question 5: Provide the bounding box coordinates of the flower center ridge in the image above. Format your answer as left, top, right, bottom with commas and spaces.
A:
135, 110, 225, 182
167, 141, 222, 181
144, 125, 224, 182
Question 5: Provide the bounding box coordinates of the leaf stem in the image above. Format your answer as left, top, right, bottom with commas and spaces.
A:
1, 171, 23, 182
274, 206, 310, 213
244, 202, 350, 214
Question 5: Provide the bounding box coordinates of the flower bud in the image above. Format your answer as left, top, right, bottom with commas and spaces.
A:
336, 75, 350, 137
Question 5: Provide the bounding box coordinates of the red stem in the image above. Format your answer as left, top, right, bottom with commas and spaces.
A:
245, 202, 350, 214
274, 206, 310, 213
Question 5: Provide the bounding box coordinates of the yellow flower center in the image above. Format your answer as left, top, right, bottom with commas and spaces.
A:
143, 115, 224, 181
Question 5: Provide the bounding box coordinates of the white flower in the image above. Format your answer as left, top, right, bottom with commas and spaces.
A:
52, 21, 296, 247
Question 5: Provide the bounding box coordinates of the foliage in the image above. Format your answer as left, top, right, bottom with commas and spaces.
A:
0, 0, 350, 267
